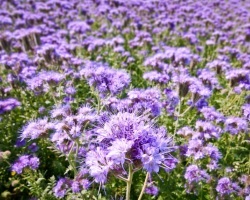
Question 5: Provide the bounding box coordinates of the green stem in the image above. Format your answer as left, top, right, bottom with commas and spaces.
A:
68, 142, 77, 177
248, 154, 250, 174
65, 136, 80, 177
126, 164, 134, 200
116, 175, 129, 182
75, 139, 80, 170
91, 87, 101, 114
200, 183, 203, 200
3, 160, 11, 166
174, 98, 182, 136
138, 172, 149, 200
179, 105, 193, 117
93, 90, 101, 114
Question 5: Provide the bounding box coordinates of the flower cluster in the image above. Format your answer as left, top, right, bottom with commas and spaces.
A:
216, 177, 241, 196
0, 0, 249, 199
11, 155, 39, 174
85, 111, 176, 184
80, 62, 130, 96
0, 98, 21, 114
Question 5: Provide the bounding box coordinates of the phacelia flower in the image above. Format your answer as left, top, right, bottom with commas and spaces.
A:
80, 62, 130, 96
200, 106, 225, 123
85, 111, 176, 184
224, 117, 248, 135
21, 118, 54, 140
242, 104, 250, 121
184, 165, 210, 183
216, 177, 241, 196
53, 178, 72, 198
11, 155, 40, 174
0, 98, 21, 114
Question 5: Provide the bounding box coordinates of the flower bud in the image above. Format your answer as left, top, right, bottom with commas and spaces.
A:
2, 151, 11, 159
11, 180, 20, 187
1, 191, 11, 198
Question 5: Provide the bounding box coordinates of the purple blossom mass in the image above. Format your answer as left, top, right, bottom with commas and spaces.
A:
80, 63, 130, 96
216, 177, 241, 196
0, 98, 21, 114
21, 118, 54, 140
184, 165, 210, 184
11, 155, 40, 174
224, 117, 248, 135
53, 178, 72, 198
85, 110, 176, 183
1, 0, 250, 199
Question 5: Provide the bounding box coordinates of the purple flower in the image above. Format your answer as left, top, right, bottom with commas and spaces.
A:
86, 147, 112, 184
143, 71, 169, 84
38, 106, 46, 114
51, 104, 72, 119
189, 79, 211, 103
0, 98, 21, 114
49, 103, 96, 153
64, 86, 76, 96
200, 106, 225, 123
11, 155, 40, 174
164, 89, 179, 116
163, 156, 179, 172
71, 178, 89, 193
184, 165, 210, 183
186, 139, 204, 160
141, 150, 163, 173
242, 104, 250, 121
25, 71, 65, 94
71, 181, 80, 193
172, 70, 193, 97
107, 139, 133, 165
207, 160, 219, 171
145, 185, 159, 196
53, 178, 71, 198
80, 62, 130, 96
29, 157, 40, 170
127, 88, 162, 117
203, 144, 222, 161
21, 118, 54, 140
11, 155, 29, 174
206, 60, 231, 74
174, 47, 200, 66
225, 69, 250, 90
224, 117, 248, 135
238, 175, 250, 197
194, 121, 221, 140
177, 127, 194, 138
28, 143, 39, 152
67, 21, 90, 35
197, 68, 220, 90
86, 110, 176, 183
216, 177, 240, 196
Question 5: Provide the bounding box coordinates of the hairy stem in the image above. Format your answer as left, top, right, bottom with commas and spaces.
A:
138, 172, 149, 200
126, 164, 134, 200
179, 105, 193, 117
174, 98, 182, 136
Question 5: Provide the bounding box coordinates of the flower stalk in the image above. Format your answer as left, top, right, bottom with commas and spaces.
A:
126, 164, 134, 200
138, 172, 150, 200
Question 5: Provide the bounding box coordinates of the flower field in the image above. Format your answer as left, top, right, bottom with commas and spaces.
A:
0, 0, 250, 199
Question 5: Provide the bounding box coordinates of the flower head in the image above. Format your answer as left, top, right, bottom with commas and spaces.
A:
184, 165, 210, 183
225, 117, 248, 135
11, 155, 40, 174
85, 111, 176, 183
0, 98, 21, 114
216, 177, 240, 196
